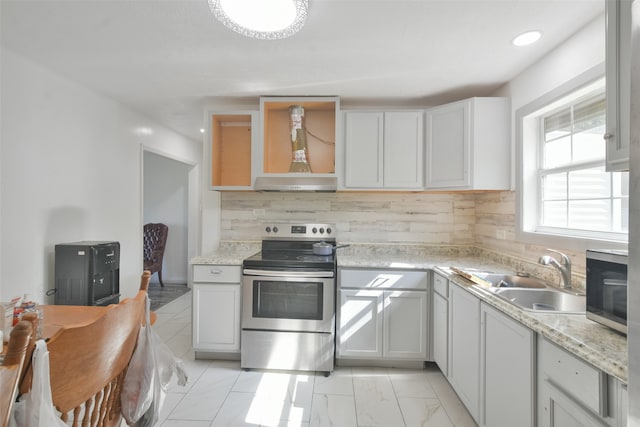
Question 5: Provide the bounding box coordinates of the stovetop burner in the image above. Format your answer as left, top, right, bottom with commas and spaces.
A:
243, 249, 335, 271
242, 222, 337, 271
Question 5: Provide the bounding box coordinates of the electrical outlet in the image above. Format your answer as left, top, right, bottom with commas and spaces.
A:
496, 230, 507, 240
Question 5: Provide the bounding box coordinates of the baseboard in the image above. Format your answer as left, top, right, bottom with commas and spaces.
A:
149, 280, 188, 286
336, 358, 427, 369
195, 351, 241, 361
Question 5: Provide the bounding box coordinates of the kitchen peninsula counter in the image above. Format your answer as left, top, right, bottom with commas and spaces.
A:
337, 243, 628, 384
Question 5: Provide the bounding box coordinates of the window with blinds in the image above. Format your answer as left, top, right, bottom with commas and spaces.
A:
538, 87, 629, 236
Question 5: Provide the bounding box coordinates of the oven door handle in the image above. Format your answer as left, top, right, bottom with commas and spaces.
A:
243, 269, 334, 278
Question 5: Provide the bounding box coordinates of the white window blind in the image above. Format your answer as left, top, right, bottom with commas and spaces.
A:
538, 88, 628, 237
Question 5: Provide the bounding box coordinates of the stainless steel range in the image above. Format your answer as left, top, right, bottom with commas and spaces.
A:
241, 223, 337, 375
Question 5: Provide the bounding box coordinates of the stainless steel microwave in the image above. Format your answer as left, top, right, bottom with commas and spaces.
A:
586, 249, 628, 334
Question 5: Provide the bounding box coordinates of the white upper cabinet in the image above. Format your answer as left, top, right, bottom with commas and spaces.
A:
344, 112, 384, 188
383, 112, 425, 188
605, 0, 632, 171
425, 97, 510, 190
344, 111, 424, 190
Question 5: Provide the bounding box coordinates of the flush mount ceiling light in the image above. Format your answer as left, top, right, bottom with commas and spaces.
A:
208, 0, 308, 40
512, 30, 542, 47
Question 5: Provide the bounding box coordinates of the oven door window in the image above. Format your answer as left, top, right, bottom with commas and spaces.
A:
253, 280, 323, 320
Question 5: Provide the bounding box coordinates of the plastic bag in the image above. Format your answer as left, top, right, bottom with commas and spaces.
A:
9, 340, 67, 427
121, 295, 188, 426
121, 296, 158, 425
155, 333, 188, 389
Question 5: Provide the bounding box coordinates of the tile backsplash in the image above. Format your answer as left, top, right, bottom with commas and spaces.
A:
220, 191, 476, 244
220, 190, 588, 280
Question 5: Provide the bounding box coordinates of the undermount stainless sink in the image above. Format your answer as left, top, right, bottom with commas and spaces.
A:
487, 288, 586, 314
478, 273, 547, 289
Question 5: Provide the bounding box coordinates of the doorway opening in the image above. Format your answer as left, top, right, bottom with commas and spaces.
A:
143, 149, 198, 310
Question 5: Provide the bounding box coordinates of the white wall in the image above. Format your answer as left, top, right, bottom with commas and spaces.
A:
495, 14, 605, 111
143, 151, 190, 284
0, 47, 201, 303
494, 12, 605, 191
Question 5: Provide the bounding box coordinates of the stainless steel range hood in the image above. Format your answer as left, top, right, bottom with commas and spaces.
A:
254, 176, 337, 192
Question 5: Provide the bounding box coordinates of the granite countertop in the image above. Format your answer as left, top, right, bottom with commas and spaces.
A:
439, 267, 627, 384
338, 243, 627, 384
190, 241, 261, 266
192, 241, 627, 383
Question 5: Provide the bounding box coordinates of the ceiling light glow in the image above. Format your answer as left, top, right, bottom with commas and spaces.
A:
209, 0, 308, 40
512, 30, 542, 47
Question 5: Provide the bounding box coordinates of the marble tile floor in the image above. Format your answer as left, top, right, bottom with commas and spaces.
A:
148, 282, 190, 311
151, 292, 477, 427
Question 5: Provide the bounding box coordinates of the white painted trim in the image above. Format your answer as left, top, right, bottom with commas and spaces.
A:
143, 144, 198, 167
515, 62, 628, 252
141, 145, 201, 286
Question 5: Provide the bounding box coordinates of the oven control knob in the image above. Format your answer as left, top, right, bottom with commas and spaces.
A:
265, 226, 271, 233
312, 227, 317, 234
273, 226, 278, 233
327, 227, 332, 234
319, 227, 325, 234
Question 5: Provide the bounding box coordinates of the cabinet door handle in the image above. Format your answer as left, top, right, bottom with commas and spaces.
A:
210, 268, 223, 275
603, 132, 621, 150
371, 277, 389, 287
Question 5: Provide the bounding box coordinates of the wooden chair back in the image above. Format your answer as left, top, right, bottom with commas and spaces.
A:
0, 320, 33, 427
20, 271, 151, 427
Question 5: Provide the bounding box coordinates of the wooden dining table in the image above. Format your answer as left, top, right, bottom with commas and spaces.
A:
3, 304, 157, 351
2, 303, 156, 395
2, 305, 101, 353
42, 304, 110, 338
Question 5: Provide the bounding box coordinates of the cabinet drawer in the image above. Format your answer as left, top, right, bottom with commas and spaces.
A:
433, 273, 448, 297
539, 337, 605, 415
339, 269, 428, 290
193, 265, 241, 283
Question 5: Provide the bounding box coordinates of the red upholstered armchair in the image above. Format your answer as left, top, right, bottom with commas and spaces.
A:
143, 222, 168, 287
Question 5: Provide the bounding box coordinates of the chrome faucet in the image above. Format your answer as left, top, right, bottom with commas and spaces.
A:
538, 249, 572, 289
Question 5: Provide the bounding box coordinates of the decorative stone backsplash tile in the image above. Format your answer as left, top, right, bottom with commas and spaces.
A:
474, 191, 587, 284
220, 190, 591, 283
221, 191, 476, 244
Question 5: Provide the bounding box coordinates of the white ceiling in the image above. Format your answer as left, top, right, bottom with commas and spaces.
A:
1, 0, 604, 142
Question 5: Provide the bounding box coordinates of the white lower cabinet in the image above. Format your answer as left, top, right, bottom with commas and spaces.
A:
444, 283, 535, 426
612, 378, 628, 427
337, 268, 428, 361
438, 278, 625, 427
338, 289, 384, 358
480, 303, 534, 427
192, 265, 242, 354
449, 285, 481, 422
538, 335, 626, 427
383, 290, 428, 358
432, 272, 449, 375
540, 382, 608, 427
